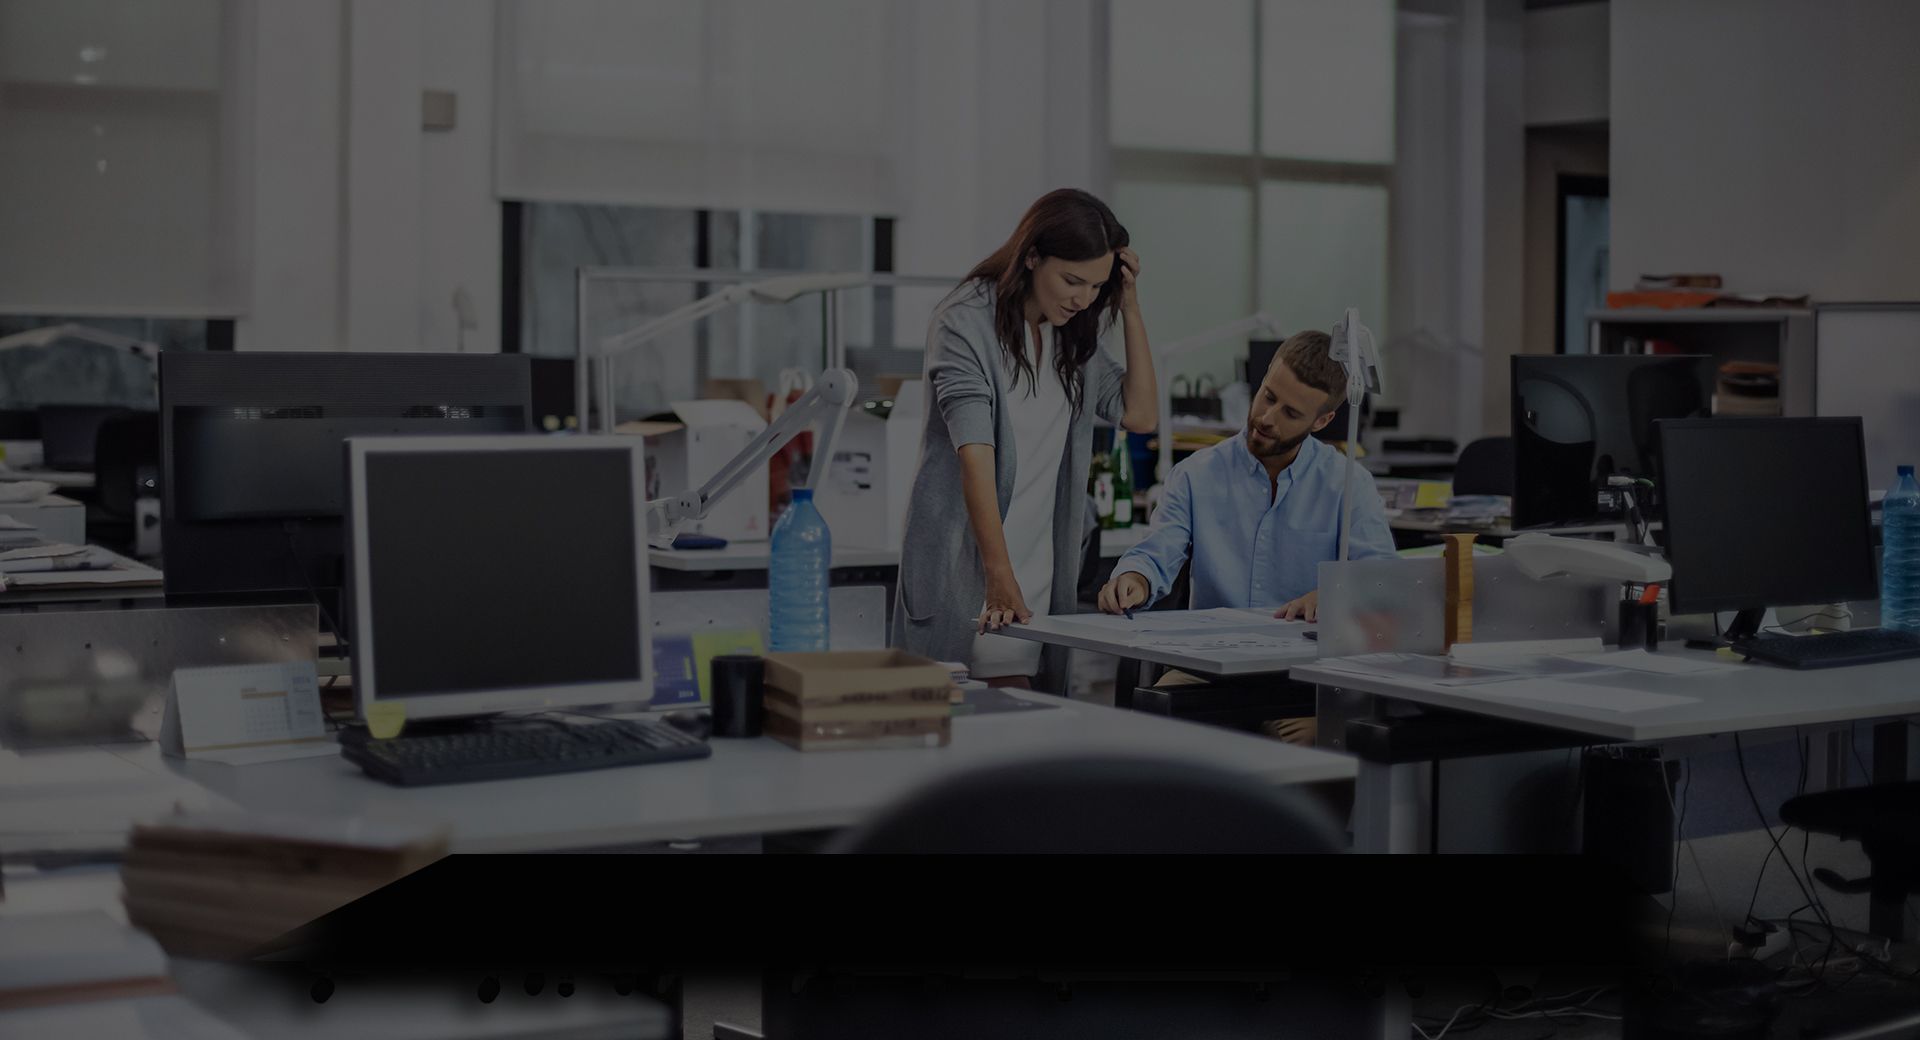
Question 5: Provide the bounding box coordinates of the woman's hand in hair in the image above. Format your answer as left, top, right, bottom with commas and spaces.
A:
1116, 247, 1142, 313
980, 571, 1034, 633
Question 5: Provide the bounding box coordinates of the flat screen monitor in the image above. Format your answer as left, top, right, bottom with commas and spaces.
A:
346, 435, 651, 720
1656, 416, 1878, 631
1511, 354, 1716, 528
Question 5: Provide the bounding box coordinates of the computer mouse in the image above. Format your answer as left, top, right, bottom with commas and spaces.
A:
664, 710, 711, 740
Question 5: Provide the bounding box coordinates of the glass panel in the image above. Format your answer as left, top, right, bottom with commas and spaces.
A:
1113, 180, 1256, 388
1561, 194, 1609, 354
1109, 0, 1254, 155
1259, 0, 1395, 163
1257, 179, 1389, 353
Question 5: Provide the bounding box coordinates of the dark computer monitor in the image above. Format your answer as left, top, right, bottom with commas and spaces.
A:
1510, 354, 1716, 528
1656, 417, 1878, 640
160, 352, 533, 635
346, 435, 651, 720
528, 356, 578, 432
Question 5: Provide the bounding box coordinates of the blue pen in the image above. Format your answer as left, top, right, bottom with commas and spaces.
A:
1123, 606, 1135, 620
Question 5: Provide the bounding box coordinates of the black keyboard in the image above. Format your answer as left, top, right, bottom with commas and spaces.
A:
341, 717, 710, 786
1735, 628, 1920, 670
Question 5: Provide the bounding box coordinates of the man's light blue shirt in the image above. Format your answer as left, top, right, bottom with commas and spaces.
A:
1112, 432, 1398, 609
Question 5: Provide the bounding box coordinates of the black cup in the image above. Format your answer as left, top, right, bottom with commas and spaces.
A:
710, 655, 766, 738
1619, 599, 1659, 651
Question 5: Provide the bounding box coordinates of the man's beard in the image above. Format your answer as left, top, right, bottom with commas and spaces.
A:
1247, 424, 1310, 460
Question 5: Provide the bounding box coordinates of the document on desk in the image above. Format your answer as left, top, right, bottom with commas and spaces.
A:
1562, 649, 1746, 678
1312, 653, 1526, 687
1468, 680, 1700, 713
1054, 608, 1301, 636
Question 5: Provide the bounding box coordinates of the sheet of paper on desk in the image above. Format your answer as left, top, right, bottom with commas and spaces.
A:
1057, 608, 1303, 635
1314, 653, 1523, 686
1470, 680, 1700, 713
1565, 649, 1746, 677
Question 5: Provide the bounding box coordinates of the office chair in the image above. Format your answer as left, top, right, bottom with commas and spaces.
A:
93, 411, 162, 558
828, 754, 1345, 854
1779, 781, 1920, 941
0, 409, 36, 441
1451, 436, 1514, 497
37, 403, 133, 472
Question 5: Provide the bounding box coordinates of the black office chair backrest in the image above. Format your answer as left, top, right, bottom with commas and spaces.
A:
1452, 435, 1514, 497
38, 403, 133, 471
829, 755, 1345, 854
94, 411, 161, 518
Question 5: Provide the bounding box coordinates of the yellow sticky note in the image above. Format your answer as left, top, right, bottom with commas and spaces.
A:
1414, 481, 1453, 510
366, 701, 406, 739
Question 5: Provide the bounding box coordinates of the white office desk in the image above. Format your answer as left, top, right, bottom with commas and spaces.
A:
109, 691, 1352, 853
1291, 651, 1920, 852
993, 610, 1320, 677
649, 542, 899, 572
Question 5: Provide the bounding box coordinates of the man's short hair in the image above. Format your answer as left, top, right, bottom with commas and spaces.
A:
1268, 330, 1346, 415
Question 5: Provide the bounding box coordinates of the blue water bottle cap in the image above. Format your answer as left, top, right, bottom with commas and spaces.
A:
1902, 465, 1915, 478
790, 487, 814, 501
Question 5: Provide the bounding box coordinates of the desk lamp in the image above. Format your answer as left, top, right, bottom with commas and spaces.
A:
641, 368, 859, 549
1330, 308, 1383, 562
1506, 532, 1673, 648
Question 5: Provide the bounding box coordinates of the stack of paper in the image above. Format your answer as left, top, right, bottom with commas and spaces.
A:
0, 911, 253, 1036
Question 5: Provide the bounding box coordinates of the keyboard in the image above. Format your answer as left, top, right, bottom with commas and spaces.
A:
1734, 628, 1920, 670
341, 717, 710, 786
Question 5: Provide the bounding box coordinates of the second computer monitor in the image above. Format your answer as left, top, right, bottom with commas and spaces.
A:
1511, 354, 1716, 528
346, 435, 652, 721
1656, 417, 1878, 632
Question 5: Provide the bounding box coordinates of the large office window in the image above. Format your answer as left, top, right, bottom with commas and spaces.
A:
1111, 0, 1393, 387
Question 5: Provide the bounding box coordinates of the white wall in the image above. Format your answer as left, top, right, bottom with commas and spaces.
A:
1611, 0, 1920, 298
1523, 2, 1607, 127
232, 0, 1102, 354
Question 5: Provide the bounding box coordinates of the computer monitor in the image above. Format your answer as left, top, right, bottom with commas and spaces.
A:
346, 435, 651, 720
160, 352, 532, 631
1656, 417, 1878, 640
1511, 354, 1716, 528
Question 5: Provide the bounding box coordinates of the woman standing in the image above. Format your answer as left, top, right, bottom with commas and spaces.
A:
893, 189, 1157, 688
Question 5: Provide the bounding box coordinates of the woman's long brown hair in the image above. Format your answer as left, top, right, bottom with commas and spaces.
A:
963, 188, 1129, 414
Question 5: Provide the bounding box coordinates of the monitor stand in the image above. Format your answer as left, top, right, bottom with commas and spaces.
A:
1722, 608, 1767, 645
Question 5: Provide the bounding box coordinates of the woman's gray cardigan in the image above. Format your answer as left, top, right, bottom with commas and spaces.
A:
890, 281, 1129, 689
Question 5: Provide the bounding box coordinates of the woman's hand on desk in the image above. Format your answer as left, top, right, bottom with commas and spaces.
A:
980, 571, 1034, 633
1275, 590, 1319, 623
1096, 572, 1150, 615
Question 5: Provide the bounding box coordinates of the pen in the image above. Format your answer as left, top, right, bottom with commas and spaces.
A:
1123, 606, 1135, 620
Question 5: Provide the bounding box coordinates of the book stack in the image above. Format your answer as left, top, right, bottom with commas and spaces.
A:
0, 910, 254, 1037
120, 811, 450, 959
763, 650, 954, 751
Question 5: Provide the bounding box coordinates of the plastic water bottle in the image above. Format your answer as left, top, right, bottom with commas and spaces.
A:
769, 487, 831, 651
1882, 466, 1920, 632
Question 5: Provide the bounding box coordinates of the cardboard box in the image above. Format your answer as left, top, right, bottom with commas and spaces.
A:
762, 650, 952, 706
765, 712, 951, 751
617, 399, 770, 543
0, 493, 83, 545
812, 380, 923, 551
764, 688, 952, 723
